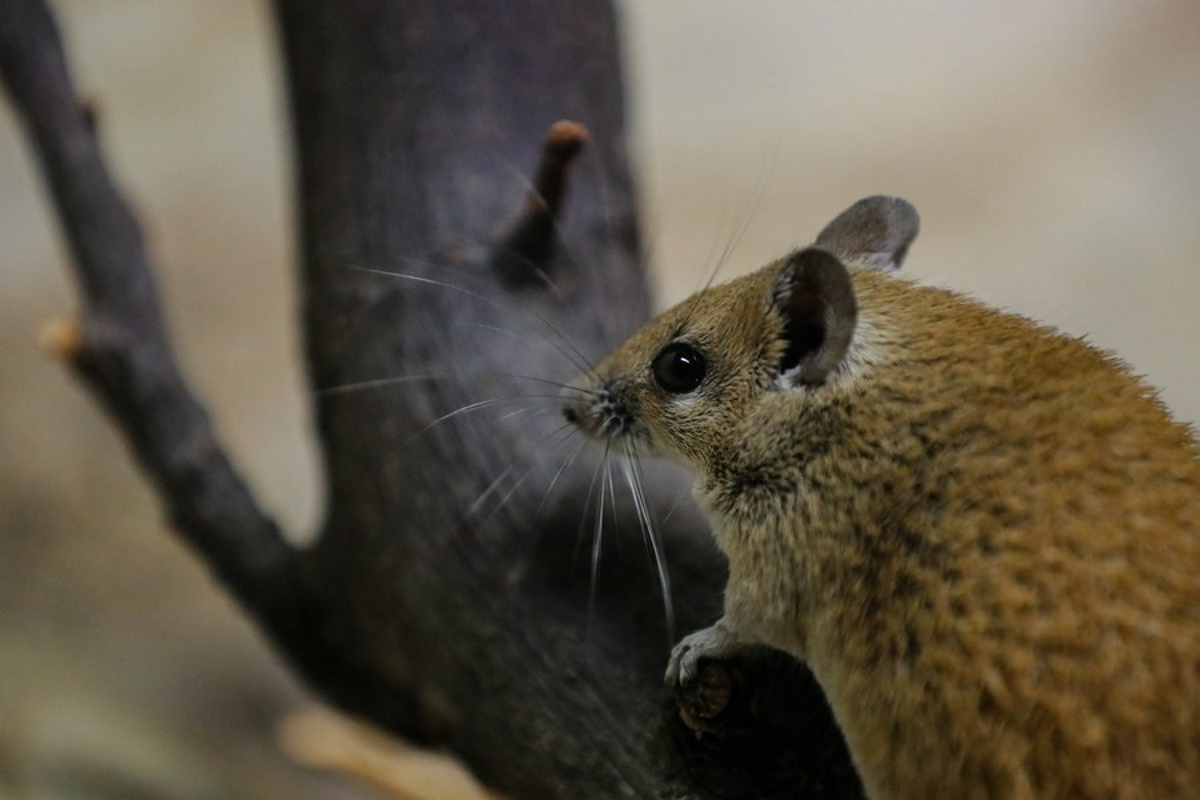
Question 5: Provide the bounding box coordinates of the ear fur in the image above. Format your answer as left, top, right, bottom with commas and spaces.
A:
815, 195, 919, 272
771, 247, 857, 386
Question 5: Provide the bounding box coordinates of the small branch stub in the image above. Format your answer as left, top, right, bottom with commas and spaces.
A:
78, 93, 100, 132
39, 316, 84, 362
491, 120, 589, 289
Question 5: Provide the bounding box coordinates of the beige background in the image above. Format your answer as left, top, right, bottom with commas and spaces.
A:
1, 2, 1196, 797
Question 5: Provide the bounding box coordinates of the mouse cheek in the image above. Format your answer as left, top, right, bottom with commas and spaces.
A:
643, 418, 699, 469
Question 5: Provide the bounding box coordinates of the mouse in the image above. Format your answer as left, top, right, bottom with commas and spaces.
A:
562, 196, 1200, 799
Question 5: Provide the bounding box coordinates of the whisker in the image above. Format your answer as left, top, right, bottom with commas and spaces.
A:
466, 465, 516, 519
462, 322, 590, 374
467, 421, 578, 529
317, 377, 573, 412
314, 373, 444, 397
621, 444, 676, 646
577, 142, 636, 351
384, 397, 530, 465
490, 372, 599, 397
494, 405, 541, 424
494, 157, 586, 310
659, 483, 691, 526
357, 266, 601, 382
523, 261, 571, 307
703, 129, 779, 296
571, 435, 606, 573
604, 446, 622, 561
530, 433, 590, 531
676, 143, 779, 336
589, 447, 613, 636
694, 192, 741, 292
472, 467, 530, 526
313, 368, 586, 408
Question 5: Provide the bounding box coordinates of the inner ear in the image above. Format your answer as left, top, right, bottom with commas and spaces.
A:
771, 248, 858, 385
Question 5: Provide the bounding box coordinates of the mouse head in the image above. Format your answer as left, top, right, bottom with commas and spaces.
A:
563, 196, 919, 472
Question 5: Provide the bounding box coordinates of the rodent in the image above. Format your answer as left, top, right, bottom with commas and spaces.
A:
562, 196, 1200, 799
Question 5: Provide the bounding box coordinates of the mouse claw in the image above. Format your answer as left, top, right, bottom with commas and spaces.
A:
665, 622, 742, 731
676, 660, 733, 733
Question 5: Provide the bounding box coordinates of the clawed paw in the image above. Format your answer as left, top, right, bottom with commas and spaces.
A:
664, 637, 700, 690
664, 624, 741, 731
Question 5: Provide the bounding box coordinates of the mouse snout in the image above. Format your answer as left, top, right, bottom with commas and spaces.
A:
561, 384, 605, 439
562, 382, 639, 443
560, 381, 587, 426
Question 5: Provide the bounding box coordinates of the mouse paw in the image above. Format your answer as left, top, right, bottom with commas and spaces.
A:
665, 623, 743, 732
665, 622, 741, 690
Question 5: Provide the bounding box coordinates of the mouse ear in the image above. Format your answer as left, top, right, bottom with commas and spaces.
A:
771, 247, 858, 386
814, 195, 919, 272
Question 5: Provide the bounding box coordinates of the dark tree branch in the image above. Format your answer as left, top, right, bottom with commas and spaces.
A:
2, 0, 864, 796
0, 0, 300, 641
0, 0, 159, 330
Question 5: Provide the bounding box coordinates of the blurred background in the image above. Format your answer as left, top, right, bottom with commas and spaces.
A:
1, 1, 1196, 797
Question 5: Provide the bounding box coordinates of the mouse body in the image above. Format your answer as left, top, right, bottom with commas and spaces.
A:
564, 197, 1200, 799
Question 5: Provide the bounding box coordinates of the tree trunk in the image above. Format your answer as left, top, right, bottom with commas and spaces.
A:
1, 0, 861, 796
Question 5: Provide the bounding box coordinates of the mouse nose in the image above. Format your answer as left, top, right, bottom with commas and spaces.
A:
562, 405, 579, 425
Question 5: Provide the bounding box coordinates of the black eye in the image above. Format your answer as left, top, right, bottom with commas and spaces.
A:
652, 342, 706, 394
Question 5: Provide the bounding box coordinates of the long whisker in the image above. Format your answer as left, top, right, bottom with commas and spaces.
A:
605, 446, 623, 561
462, 322, 592, 375
529, 433, 590, 531
675, 142, 780, 337
572, 437, 605, 569
383, 397, 529, 465
467, 421, 577, 529
494, 405, 542, 424
314, 373, 444, 397
589, 448, 613, 635
313, 369, 590, 406
494, 157, 588, 310
490, 372, 599, 396
702, 128, 779, 296
466, 465, 515, 519
357, 267, 601, 382
621, 444, 676, 646
577, 142, 632, 350
659, 483, 691, 527
499, 137, 623, 357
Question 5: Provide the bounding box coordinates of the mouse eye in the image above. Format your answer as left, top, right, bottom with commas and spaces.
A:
652, 342, 706, 394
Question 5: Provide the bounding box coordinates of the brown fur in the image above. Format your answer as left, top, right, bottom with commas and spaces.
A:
565, 201, 1200, 798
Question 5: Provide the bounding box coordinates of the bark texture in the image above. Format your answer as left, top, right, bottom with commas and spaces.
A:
1, 0, 862, 796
